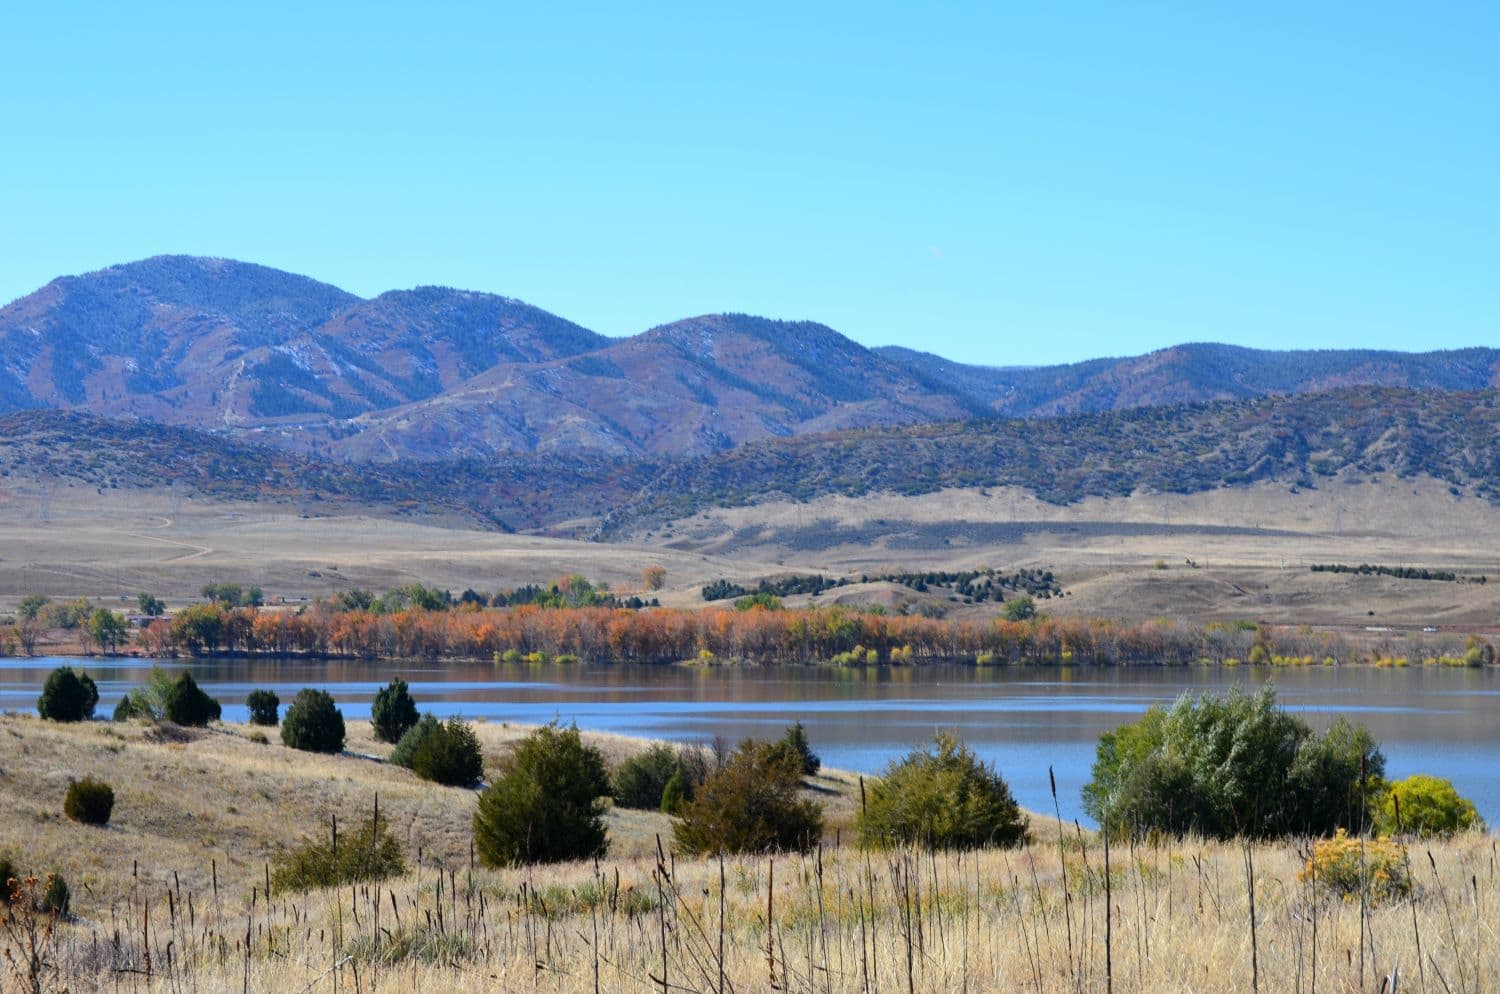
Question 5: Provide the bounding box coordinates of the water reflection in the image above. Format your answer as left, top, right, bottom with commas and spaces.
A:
3, 657, 1496, 826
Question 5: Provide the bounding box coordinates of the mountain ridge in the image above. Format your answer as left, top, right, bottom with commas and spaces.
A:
5, 256, 1499, 461
8, 388, 1500, 541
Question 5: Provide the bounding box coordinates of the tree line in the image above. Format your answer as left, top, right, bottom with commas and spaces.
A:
137, 599, 1496, 667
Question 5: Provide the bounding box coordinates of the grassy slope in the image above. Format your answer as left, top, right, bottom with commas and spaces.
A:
0, 714, 864, 917
0, 713, 1492, 993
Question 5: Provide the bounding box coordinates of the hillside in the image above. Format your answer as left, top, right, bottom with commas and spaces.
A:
0, 410, 654, 532
6, 257, 1500, 462
9, 387, 1500, 547
604, 386, 1500, 535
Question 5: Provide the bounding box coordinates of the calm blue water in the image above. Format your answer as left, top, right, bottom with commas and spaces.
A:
4, 656, 1496, 826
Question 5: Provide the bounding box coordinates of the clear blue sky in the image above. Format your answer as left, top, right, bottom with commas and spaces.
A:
3, 2, 1496, 366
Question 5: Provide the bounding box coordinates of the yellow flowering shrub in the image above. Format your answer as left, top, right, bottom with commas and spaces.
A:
1298, 829, 1411, 903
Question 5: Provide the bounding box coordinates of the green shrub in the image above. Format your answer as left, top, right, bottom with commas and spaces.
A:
771, 721, 821, 776
0, 864, 68, 914
473, 724, 610, 866
1286, 717, 1384, 833
612, 743, 691, 810
857, 733, 1028, 850
1083, 688, 1384, 839
390, 713, 440, 768
271, 807, 405, 893
64, 778, 115, 826
371, 678, 420, 744
733, 592, 783, 611
410, 718, 484, 786
660, 768, 688, 814
280, 689, 346, 753
164, 672, 221, 726
246, 689, 280, 726
672, 740, 823, 856
37, 666, 99, 722
1376, 774, 1483, 837
112, 694, 141, 722
42, 874, 70, 915
119, 666, 176, 722
1003, 596, 1036, 622
1463, 636, 1494, 668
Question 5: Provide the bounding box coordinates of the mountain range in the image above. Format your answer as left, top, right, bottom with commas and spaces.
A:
4, 255, 1499, 462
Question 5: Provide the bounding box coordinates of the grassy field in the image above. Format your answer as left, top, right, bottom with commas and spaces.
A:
7, 475, 1500, 630
1, 713, 1495, 993
0, 485, 732, 613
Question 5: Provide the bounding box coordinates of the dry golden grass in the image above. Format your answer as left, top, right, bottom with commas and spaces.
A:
643, 478, 1500, 626
0, 485, 730, 611
10, 475, 1500, 630
0, 714, 861, 917
2, 712, 1495, 993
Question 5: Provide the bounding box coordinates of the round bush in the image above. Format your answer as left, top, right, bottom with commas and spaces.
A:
64, 777, 115, 826
611, 743, 686, 810
410, 717, 484, 786
1084, 688, 1384, 839
1377, 774, 1483, 837
280, 689, 346, 753
672, 740, 823, 856
857, 733, 1028, 850
473, 724, 610, 866
1299, 829, 1411, 903
390, 713, 440, 768
370, 678, 419, 744
164, 672, 222, 727
37, 666, 99, 722
246, 689, 280, 726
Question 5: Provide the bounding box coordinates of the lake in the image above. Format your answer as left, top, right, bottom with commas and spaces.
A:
4, 656, 1497, 826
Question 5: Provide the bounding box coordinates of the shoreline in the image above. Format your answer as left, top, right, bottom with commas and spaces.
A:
10, 642, 1500, 670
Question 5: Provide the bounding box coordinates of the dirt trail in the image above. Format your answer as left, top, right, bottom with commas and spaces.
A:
120, 531, 214, 564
